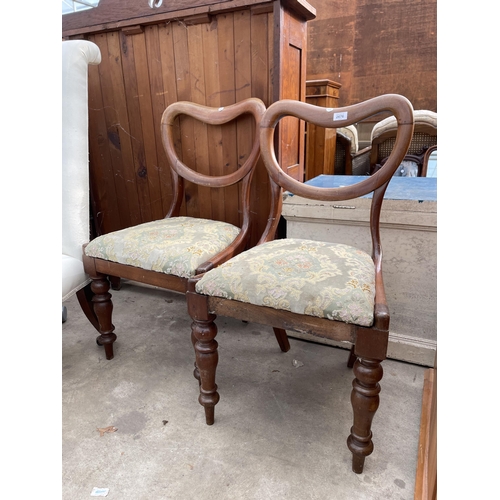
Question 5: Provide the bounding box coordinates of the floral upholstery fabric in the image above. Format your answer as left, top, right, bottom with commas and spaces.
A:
85, 217, 240, 278
196, 238, 376, 327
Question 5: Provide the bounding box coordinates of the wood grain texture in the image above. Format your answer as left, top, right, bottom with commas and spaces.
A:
414, 367, 437, 500
307, 0, 436, 114
66, 1, 312, 244
305, 79, 341, 180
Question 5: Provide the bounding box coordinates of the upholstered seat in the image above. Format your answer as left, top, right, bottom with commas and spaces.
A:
196, 238, 375, 326
85, 217, 240, 279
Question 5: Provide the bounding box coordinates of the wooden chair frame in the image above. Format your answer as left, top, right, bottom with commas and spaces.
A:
373, 146, 432, 177
421, 145, 437, 178
81, 98, 276, 360
186, 94, 414, 474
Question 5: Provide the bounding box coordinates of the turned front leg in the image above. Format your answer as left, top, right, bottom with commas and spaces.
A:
347, 357, 384, 473
192, 315, 220, 425
90, 276, 116, 360
191, 328, 201, 385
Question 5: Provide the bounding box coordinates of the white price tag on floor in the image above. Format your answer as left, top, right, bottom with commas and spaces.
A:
91, 487, 109, 497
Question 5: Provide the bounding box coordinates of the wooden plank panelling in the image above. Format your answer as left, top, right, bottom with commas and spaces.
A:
97, 32, 140, 229
66, 0, 315, 245
87, 34, 122, 236
234, 9, 253, 230
120, 31, 154, 224
144, 25, 174, 218
249, 9, 272, 245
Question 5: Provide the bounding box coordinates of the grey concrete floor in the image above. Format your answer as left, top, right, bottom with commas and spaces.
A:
62, 280, 427, 500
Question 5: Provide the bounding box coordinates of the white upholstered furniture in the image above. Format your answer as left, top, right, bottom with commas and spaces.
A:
62, 40, 101, 318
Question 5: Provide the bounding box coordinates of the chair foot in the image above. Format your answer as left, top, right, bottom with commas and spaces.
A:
109, 276, 122, 290
202, 404, 216, 426
98, 337, 117, 361
347, 356, 384, 473
273, 327, 291, 352
62, 305, 67, 323
351, 454, 366, 474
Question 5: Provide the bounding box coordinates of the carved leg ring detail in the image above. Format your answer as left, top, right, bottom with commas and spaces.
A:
191, 329, 201, 385
347, 357, 384, 474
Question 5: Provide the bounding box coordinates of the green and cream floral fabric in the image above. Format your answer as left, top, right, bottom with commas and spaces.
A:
85, 217, 240, 278
196, 238, 376, 327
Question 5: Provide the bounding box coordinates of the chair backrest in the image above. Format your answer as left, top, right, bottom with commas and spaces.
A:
369, 109, 436, 174
333, 125, 358, 175
62, 40, 101, 260
160, 99, 273, 243
338, 125, 359, 154
259, 94, 414, 281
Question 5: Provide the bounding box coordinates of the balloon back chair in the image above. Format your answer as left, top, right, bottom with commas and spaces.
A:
186, 94, 414, 473
82, 98, 277, 360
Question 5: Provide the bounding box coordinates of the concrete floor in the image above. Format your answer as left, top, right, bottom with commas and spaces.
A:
62, 280, 427, 500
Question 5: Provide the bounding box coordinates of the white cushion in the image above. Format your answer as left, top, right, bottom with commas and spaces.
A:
62, 40, 101, 261
371, 109, 437, 141
62, 40, 100, 303
338, 125, 358, 153
62, 254, 90, 302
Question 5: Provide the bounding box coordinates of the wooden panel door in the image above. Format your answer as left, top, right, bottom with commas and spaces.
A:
274, 4, 309, 181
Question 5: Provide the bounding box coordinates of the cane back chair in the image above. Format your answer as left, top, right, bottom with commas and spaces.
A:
186, 94, 414, 473
369, 109, 436, 175
82, 98, 276, 360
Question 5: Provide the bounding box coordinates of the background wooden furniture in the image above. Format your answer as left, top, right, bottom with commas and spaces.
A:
304, 79, 341, 180
304, 79, 372, 177
414, 356, 437, 499
187, 94, 414, 474
62, 0, 315, 247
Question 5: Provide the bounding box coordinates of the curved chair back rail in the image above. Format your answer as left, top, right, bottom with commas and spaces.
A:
161, 98, 265, 188
260, 95, 414, 201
